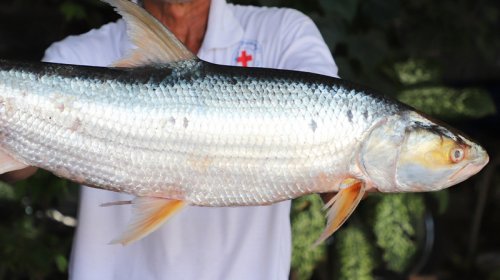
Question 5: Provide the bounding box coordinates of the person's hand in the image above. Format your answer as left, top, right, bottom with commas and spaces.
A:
0, 166, 38, 183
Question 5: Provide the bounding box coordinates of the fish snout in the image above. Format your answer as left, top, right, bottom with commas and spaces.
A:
466, 143, 489, 175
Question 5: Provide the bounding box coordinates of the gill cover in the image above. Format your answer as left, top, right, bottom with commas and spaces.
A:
359, 113, 408, 192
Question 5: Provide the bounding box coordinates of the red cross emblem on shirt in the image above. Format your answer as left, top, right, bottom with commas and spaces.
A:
237, 50, 253, 67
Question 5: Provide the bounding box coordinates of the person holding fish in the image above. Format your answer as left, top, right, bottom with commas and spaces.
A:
0, 0, 488, 279
2, 0, 339, 279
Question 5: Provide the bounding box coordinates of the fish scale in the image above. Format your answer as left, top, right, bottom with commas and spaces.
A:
0, 59, 397, 206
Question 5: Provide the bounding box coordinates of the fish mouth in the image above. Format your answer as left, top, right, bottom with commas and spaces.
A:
448, 163, 471, 182
448, 153, 489, 183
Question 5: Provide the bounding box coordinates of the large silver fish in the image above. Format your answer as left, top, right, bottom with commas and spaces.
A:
0, 0, 488, 245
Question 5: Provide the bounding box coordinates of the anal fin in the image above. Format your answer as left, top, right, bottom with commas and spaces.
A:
110, 197, 185, 245
314, 179, 366, 245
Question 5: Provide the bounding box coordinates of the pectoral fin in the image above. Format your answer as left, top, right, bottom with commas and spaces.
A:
108, 197, 185, 245
314, 179, 366, 245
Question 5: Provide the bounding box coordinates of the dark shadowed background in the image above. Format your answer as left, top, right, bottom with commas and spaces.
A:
0, 0, 499, 279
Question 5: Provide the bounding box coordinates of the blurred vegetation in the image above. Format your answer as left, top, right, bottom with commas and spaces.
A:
373, 194, 425, 273
290, 195, 327, 280
0, 173, 78, 279
336, 225, 375, 280
0, 0, 499, 279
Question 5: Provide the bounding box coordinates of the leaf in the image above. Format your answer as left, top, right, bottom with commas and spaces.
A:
394, 59, 441, 85
55, 254, 68, 273
336, 225, 375, 280
373, 194, 425, 272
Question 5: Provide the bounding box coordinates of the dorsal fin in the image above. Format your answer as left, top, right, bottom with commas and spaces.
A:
102, 0, 196, 67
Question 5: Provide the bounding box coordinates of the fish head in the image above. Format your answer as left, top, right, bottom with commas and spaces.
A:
360, 111, 488, 192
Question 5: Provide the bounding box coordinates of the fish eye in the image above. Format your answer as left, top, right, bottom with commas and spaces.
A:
450, 148, 465, 163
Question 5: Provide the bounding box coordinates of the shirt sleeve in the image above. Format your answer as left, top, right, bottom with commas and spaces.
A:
276, 9, 338, 78
42, 20, 128, 67
42, 38, 86, 64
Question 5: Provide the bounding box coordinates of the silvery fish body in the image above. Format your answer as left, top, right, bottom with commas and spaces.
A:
0, 0, 488, 245
0, 59, 400, 206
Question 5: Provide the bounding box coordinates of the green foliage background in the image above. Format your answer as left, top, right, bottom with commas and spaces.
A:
0, 0, 499, 279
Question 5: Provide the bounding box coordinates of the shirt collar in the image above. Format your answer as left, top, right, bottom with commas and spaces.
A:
201, 0, 243, 50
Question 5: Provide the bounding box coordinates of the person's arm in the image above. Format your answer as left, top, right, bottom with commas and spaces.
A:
0, 166, 38, 182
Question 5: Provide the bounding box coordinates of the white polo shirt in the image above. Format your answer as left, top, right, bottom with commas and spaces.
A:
44, 0, 337, 279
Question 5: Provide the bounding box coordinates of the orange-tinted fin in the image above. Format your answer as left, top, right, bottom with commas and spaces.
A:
109, 197, 185, 245
0, 150, 29, 174
314, 179, 366, 245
